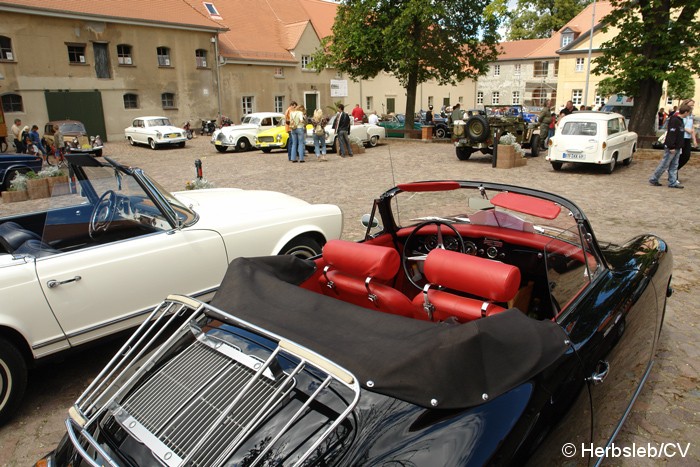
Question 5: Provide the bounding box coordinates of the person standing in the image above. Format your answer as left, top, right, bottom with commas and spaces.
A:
561, 100, 577, 116
425, 105, 434, 124
657, 108, 668, 130
334, 104, 353, 157
539, 100, 554, 148
449, 103, 465, 123
678, 99, 696, 172
285, 101, 297, 161
289, 104, 306, 163
368, 111, 379, 125
10, 118, 24, 153
351, 104, 365, 123
649, 103, 690, 189
311, 108, 328, 161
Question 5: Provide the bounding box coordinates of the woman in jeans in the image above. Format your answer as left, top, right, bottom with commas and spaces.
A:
289, 105, 307, 162
311, 108, 328, 161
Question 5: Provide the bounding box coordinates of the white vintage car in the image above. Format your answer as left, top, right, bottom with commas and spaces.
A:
546, 111, 637, 173
212, 112, 284, 152
124, 116, 188, 150
305, 113, 385, 151
0, 154, 342, 424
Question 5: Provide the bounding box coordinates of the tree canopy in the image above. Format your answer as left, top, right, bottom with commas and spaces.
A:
501, 0, 591, 40
593, 0, 700, 135
311, 0, 501, 133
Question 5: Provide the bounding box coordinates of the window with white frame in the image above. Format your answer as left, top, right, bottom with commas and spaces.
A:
117, 44, 133, 65
562, 33, 573, 47
242, 96, 254, 114
428, 96, 434, 107
157, 47, 171, 66
195, 49, 207, 68
512, 91, 520, 105
572, 89, 583, 106
575, 58, 584, 72
274, 96, 284, 113
459, 96, 463, 104
534, 61, 548, 77
595, 95, 603, 107
477, 91, 484, 104
493, 64, 500, 76
666, 96, 673, 105
274, 67, 284, 78
514, 63, 521, 76
492, 91, 500, 104
301, 55, 314, 70
1, 36, 15, 61
366, 96, 373, 110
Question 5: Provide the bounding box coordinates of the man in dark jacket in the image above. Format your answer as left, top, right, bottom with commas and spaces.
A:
649, 104, 691, 188
334, 104, 353, 157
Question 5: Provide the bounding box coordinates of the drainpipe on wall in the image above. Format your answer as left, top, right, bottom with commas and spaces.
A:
213, 35, 222, 123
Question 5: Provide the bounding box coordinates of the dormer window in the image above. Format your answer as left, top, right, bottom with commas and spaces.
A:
562, 33, 574, 47
203, 2, 221, 18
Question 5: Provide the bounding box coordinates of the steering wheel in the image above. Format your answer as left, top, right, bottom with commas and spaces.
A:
401, 221, 465, 289
89, 190, 117, 239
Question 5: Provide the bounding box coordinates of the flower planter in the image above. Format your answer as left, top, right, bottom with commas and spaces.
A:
1, 190, 29, 203
350, 143, 365, 154
27, 178, 50, 199
496, 145, 516, 169
46, 175, 71, 196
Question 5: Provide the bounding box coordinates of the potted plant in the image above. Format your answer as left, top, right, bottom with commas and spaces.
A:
25, 170, 50, 199
1, 172, 29, 203
38, 166, 70, 196
349, 135, 365, 154
496, 133, 527, 169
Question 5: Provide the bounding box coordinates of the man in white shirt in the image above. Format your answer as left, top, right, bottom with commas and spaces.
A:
368, 111, 379, 125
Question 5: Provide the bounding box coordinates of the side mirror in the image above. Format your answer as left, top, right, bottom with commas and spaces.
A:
361, 214, 380, 229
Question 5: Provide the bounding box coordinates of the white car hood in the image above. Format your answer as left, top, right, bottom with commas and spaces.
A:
148, 125, 183, 133
218, 124, 258, 134
173, 188, 311, 228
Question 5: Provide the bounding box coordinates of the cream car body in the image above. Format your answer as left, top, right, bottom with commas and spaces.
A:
124, 116, 187, 149
212, 112, 284, 153
546, 111, 637, 174
0, 154, 342, 424
306, 113, 386, 151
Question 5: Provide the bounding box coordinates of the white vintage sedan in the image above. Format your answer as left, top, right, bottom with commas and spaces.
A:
305, 113, 386, 151
0, 153, 342, 424
124, 116, 188, 150
212, 112, 284, 152
546, 111, 637, 173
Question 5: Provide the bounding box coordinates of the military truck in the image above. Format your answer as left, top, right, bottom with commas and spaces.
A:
451, 105, 540, 161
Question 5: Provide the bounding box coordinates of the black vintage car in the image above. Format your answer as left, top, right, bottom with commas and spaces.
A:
41, 180, 672, 466
0, 153, 43, 190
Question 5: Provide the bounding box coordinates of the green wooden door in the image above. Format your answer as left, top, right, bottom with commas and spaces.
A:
44, 91, 107, 141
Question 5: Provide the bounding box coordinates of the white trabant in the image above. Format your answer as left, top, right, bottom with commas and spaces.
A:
124, 116, 187, 150
212, 112, 284, 153
546, 111, 637, 174
305, 113, 385, 151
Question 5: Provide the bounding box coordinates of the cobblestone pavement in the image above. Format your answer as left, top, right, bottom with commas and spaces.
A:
1, 136, 698, 466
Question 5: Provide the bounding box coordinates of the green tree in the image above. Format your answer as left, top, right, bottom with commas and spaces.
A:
593, 0, 700, 136
505, 0, 590, 40
312, 0, 501, 135
666, 68, 696, 105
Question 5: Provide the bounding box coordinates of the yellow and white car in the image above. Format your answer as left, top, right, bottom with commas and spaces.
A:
212, 112, 283, 153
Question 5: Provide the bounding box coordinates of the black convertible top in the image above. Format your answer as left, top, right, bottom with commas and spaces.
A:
211, 256, 570, 409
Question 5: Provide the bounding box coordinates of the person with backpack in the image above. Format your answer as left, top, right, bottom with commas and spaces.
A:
311, 108, 328, 161
334, 103, 353, 157
289, 104, 307, 162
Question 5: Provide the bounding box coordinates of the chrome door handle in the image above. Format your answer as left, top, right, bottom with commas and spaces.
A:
587, 360, 610, 385
47, 276, 82, 288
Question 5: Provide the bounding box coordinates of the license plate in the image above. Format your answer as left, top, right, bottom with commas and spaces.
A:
563, 152, 585, 160
166, 133, 179, 138
215, 140, 222, 145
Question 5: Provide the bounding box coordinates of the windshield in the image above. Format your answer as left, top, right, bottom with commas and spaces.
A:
241, 116, 260, 125
561, 121, 598, 136
147, 118, 172, 127
485, 105, 523, 118
59, 122, 87, 134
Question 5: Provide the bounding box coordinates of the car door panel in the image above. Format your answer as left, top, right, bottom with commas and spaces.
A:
35, 228, 228, 347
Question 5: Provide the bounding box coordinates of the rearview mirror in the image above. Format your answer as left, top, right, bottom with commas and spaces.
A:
361, 214, 380, 229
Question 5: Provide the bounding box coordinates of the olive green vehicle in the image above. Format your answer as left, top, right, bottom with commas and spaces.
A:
451, 105, 540, 161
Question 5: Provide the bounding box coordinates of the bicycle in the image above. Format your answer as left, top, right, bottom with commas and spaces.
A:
45, 145, 68, 168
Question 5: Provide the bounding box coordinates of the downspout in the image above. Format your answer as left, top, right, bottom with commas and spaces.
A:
214, 34, 222, 123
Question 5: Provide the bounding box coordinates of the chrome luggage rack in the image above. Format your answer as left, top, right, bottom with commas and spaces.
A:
66, 295, 360, 467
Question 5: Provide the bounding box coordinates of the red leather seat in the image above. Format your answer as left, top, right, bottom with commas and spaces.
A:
413, 248, 521, 322
319, 240, 424, 319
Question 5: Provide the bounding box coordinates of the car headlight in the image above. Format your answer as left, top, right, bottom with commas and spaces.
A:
276, 134, 282, 142
156, 131, 162, 138
72, 137, 79, 147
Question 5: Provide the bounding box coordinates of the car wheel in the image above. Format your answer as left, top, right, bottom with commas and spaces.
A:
530, 134, 540, 157
368, 135, 379, 147
2, 169, 24, 191
0, 339, 28, 425
456, 147, 473, 160
94, 148, 103, 157
261, 148, 272, 153
279, 236, 323, 259
215, 146, 228, 153
466, 115, 490, 143
236, 138, 251, 152
605, 156, 617, 174
128, 137, 136, 146
149, 139, 157, 150
551, 161, 563, 171
435, 126, 447, 139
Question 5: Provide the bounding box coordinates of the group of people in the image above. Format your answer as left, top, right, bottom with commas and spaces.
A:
649, 99, 696, 189
284, 102, 356, 162
538, 100, 580, 148
10, 118, 50, 157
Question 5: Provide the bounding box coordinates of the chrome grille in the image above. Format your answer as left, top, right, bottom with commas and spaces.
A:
66, 295, 360, 467
257, 136, 275, 143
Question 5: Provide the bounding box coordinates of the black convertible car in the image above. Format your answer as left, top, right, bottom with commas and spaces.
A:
41, 180, 672, 466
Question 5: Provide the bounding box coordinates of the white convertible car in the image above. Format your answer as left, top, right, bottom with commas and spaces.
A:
212, 112, 284, 152
124, 116, 188, 150
0, 154, 342, 424
305, 113, 386, 151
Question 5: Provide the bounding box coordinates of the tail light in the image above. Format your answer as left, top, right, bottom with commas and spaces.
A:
548, 138, 553, 147
602, 141, 607, 149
